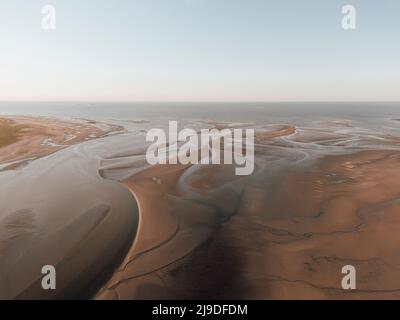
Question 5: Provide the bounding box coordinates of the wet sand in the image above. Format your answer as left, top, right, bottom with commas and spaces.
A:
95, 121, 400, 300
0, 116, 123, 168
95, 150, 400, 299
194, 150, 400, 299
0, 116, 137, 300
2, 114, 400, 299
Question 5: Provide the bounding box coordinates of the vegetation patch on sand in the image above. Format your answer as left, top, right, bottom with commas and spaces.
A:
0, 118, 23, 148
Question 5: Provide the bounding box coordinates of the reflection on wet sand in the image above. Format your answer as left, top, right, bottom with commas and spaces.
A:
2, 115, 400, 299
0, 117, 136, 299
96, 120, 400, 299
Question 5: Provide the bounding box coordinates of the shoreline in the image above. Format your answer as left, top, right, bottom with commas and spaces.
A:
0, 116, 124, 168
2, 114, 400, 299
0, 116, 138, 299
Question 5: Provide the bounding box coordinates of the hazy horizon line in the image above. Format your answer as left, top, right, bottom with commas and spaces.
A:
1, 100, 400, 104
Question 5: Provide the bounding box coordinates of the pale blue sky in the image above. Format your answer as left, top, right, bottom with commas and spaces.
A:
0, 0, 399, 101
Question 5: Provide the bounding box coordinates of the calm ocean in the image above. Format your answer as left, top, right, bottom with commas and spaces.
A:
1, 102, 400, 128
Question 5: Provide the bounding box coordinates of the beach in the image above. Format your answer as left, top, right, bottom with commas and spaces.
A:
2, 0, 400, 303
0, 116, 136, 299
0, 116, 124, 170
1, 110, 400, 299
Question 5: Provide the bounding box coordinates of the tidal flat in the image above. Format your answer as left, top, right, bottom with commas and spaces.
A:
1, 104, 400, 299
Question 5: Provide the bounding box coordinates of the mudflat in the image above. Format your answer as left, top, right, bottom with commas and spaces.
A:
96, 120, 400, 299
2, 114, 400, 299
0, 116, 137, 300
0, 116, 123, 167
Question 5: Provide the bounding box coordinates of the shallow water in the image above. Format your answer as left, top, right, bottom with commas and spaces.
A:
1, 102, 400, 298
0, 101, 399, 124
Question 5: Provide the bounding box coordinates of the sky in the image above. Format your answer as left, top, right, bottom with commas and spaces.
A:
0, 0, 399, 102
